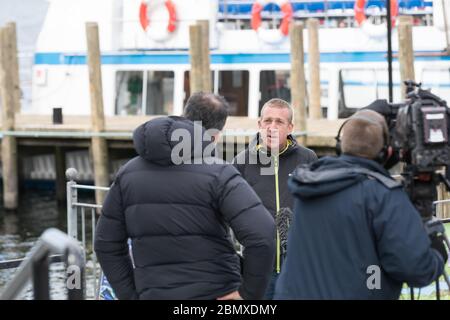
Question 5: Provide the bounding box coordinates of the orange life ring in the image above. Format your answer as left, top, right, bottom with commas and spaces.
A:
139, 0, 177, 41
354, 0, 399, 28
251, 0, 293, 42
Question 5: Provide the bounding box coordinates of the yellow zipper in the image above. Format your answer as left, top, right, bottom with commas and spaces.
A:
274, 155, 281, 274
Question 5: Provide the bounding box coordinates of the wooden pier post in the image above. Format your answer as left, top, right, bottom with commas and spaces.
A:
0, 26, 19, 210
86, 22, 109, 206
307, 18, 321, 119
290, 22, 308, 147
6, 23, 20, 113
55, 147, 66, 205
398, 16, 415, 99
198, 20, 212, 93
189, 23, 204, 94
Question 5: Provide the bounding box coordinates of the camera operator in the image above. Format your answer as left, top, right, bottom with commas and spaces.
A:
274, 109, 447, 299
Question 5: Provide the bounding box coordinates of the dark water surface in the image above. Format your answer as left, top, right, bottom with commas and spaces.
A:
0, 187, 97, 299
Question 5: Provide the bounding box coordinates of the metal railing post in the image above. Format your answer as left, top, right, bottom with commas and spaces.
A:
0, 228, 85, 300
66, 168, 79, 240
32, 256, 50, 300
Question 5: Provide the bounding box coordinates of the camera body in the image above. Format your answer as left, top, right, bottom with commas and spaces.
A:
368, 81, 450, 220
391, 81, 450, 170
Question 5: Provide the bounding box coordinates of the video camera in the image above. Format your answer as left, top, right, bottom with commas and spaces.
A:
389, 81, 450, 170
366, 81, 450, 298
366, 81, 450, 220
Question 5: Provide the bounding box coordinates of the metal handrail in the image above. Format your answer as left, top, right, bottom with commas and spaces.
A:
0, 228, 85, 300
0, 255, 63, 270
65, 168, 109, 299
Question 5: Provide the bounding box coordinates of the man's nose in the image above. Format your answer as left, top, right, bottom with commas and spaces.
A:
268, 127, 279, 135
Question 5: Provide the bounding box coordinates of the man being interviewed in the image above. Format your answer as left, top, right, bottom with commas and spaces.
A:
233, 98, 318, 299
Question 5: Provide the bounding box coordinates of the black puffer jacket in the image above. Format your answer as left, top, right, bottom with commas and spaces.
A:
94, 116, 275, 300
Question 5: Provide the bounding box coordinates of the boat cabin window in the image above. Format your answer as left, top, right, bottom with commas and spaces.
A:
421, 68, 450, 103
184, 70, 248, 116
115, 70, 174, 115
340, 69, 378, 109
260, 69, 329, 117
338, 68, 401, 117
259, 70, 291, 112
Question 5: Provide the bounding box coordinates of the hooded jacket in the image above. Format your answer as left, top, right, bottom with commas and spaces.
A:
274, 154, 444, 299
233, 134, 317, 273
94, 116, 276, 300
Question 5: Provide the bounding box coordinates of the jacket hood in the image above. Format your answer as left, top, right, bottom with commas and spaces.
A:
133, 116, 212, 166
289, 154, 392, 199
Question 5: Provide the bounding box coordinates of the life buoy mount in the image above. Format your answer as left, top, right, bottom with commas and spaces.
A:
139, 0, 177, 42
354, 0, 399, 38
251, 0, 293, 45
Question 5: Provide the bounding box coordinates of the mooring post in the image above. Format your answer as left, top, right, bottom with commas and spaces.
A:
0, 25, 19, 210
189, 23, 204, 94
398, 16, 415, 99
307, 18, 321, 119
55, 147, 66, 205
290, 22, 308, 147
86, 22, 109, 206
198, 20, 212, 93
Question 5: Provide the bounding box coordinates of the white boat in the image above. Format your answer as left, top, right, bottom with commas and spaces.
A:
29, 0, 450, 121
12, 0, 450, 182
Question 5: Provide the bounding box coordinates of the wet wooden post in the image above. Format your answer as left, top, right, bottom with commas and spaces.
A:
290, 22, 307, 147
55, 147, 66, 205
398, 16, 415, 99
6, 23, 20, 113
86, 22, 109, 206
437, 184, 450, 219
189, 23, 204, 94
0, 26, 19, 210
307, 18, 321, 119
198, 20, 211, 92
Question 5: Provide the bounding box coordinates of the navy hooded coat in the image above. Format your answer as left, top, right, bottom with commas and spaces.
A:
274, 154, 444, 299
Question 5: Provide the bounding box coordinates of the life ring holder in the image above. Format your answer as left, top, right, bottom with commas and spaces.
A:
251, 0, 294, 45
139, 0, 177, 42
354, 0, 399, 39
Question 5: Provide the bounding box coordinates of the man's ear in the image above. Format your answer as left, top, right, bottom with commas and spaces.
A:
288, 122, 294, 134
387, 146, 393, 158
258, 119, 262, 129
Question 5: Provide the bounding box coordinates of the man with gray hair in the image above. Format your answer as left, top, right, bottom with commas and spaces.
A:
233, 98, 317, 299
274, 109, 446, 299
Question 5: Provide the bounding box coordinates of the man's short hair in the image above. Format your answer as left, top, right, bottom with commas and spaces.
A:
260, 98, 293, 124
183, 92, 229, 131
341, 110, 389, 160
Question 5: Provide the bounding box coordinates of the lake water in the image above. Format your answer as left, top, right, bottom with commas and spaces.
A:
0, 187, 97, 299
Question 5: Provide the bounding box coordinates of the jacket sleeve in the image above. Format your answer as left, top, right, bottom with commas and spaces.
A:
94, 176, 138, 300
215, 165, 276, 300
372, 188, 444, 288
